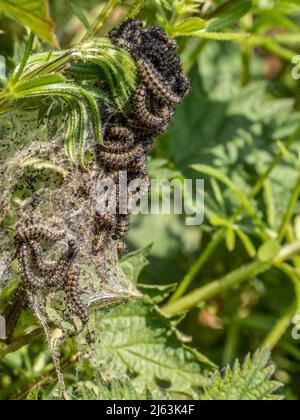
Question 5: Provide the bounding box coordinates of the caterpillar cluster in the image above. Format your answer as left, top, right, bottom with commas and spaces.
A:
15, 224, 88, 335
13, 19, 189, 338
95, 19, 189, 251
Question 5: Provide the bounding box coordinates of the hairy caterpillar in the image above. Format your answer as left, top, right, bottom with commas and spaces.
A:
133, 84, 172, 129
97, 143, 145, 170
16, 225, 66, 244
101, 125, 135, 152
18, 243, 46, 289
28, 240, 57, 274
18, 238, 79, 289
65, 266, 89, 334
137, 57, 183, 105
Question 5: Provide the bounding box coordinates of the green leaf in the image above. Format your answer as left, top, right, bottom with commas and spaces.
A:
208, 1, 252, 32
191, 164, 254, 217
172, 17, 207, 36
96, 299, 211, 397
201, 349, 283, 400
210, 214, 230, 228
258, 240, 281, 262
0, 0, 57, 46
176, 31, 249, 41
168, 55, 300, 231
120, 245, 152, 283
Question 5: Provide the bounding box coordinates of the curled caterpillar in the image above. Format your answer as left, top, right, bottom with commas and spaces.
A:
28, 240, 57, 274
101, 125, 135, 152
97, 143, 145, 170
18, 238, 79, 289
133, 84, 172, 129
137, 57, 183, 105
15, 225, 66, 244
18, 242, 47, 289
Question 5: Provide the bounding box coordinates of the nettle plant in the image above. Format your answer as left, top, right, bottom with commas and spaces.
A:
1, 0, 300, 400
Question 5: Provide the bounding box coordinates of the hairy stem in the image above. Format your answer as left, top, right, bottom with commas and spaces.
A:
169, 228, 226, 303
163, 241, 300, 316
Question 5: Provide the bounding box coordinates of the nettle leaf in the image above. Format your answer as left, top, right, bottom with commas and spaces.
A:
171, 17, 207, 36
166, 42, 300, 229
96, 297, 212, 398
0, 0, 57, 46
201, 349, 283, 401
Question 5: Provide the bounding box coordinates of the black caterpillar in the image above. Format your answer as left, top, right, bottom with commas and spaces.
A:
13, 19, 189, 337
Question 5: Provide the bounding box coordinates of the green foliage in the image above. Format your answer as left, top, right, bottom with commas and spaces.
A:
95, 296, 210, 398
201, 350, 283, 400
1, 0, 300, 401
73, 377, 156, 401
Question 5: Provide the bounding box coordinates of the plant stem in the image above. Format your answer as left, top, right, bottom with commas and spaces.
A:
262, 303, 296, 350
169, 228, 226, 303
251, 36, 295, 62
170, 124, 300, 302
162, 241, 300, 316
12, 31, 35, 84
163, 260, 270, 315
278, 175, 300, 242
263, 178, 276, 230
0, 329, 43, 362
